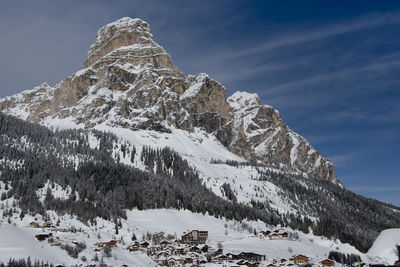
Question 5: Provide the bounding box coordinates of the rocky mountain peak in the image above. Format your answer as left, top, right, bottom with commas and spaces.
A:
83, 17, 153, 68
0, 17, 339, 183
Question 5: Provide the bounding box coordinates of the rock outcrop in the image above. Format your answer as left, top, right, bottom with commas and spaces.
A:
0, 17, 337, 183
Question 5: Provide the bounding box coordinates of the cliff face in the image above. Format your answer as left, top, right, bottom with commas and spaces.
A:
0, 17, 337, 183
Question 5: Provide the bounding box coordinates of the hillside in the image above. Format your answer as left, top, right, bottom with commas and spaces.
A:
1, 112, 400, 256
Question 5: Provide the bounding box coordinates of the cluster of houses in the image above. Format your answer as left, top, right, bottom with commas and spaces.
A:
120, 230, 269, 266
126, 230, 214, 266
263, 256, 335, 267
30, 220, 84, 243
257, 229, 290, 240
119, 230, 335, 267
28, 223, 349, 267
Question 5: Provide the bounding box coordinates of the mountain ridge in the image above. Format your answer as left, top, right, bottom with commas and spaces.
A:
0, 17, 337, 183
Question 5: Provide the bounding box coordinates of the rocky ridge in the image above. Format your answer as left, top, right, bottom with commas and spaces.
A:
0, 17, 337, 183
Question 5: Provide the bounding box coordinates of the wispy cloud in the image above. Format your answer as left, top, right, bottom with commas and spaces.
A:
260, 58, 400, 97
194, 12, 400, 68
238, 12, 400, 56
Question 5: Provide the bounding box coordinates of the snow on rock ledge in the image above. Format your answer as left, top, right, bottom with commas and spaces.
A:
228, 91, 262, 112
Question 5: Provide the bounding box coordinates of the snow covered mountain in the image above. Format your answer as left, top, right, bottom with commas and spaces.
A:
0, 17, 336, 183
0, 17, 400, 266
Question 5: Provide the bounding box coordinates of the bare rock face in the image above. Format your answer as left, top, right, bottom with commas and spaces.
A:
227, 92, 337, 182
84, 18, 153, 68
180, 73, 232, 133
0, 17, 338, 183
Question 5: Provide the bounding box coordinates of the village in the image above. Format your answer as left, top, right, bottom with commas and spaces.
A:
28, 220, 344, 267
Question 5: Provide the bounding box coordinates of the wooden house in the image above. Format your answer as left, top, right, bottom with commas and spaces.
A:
269, 233, 280, 240
160, 240, 171, 248
175, 246, 185, 255
140, 241, 150, 248
183, 246, 191, 254
280, 258, 287, 263
165, 247, 174, 255
293, 255, 308, 264
154, 231, 165, 239
320, 259, 335, 267
147, 245, 158, 255
104, 240, 117, 247
280, 232, 289, 239
167, 257, 177, 266
178, 257, 186, 265
43, 222, 53, 228
29, 221, 39, 228
201, 244, 209, 253
257, 231, 269, 238
189, 252, 200, 259
238, 252, 266, 261
156, 251, 169, 259
215, 254, 231, 262
155, 258, 167, 266
128, 243, 140, 252
268, 264, 276, 267
35, 233, 52, 241
181, 230, 208, 244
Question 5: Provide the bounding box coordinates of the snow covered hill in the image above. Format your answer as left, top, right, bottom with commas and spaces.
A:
367, 228, 400, 265
0, 205, 364, 266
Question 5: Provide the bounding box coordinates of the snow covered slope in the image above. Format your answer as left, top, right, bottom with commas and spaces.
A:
1, 111, 399, 258
367, 228, 400, 265
0, 205, 365, 266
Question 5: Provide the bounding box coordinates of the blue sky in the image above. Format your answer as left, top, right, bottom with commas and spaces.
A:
0, 1, 399, 205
